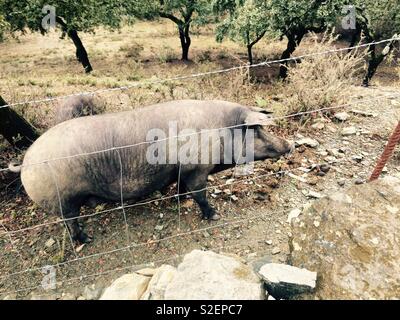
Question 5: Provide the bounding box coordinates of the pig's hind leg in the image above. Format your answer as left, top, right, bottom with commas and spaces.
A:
180, 170, 220, 221
64, 211, 92, 244
61, 200, 92, 244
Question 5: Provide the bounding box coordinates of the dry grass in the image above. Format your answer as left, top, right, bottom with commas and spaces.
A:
0, 21, 287, 130
273, 33, 365, 123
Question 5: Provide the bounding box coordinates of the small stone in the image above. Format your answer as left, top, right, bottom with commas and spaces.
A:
371, 237, 379, 245
230, 195, 239, 201
355, 178, 365, 185
325, 156, 337, 164
295, 138, 319, 148
352, 155, 364, 163
341, 126, 357, 136
259, 263, 317, 299
223, 189, 232, 195
311, 122, 325, 130
320, 164, 331, 173
313, 221, 320, 228
213, 188, 222, 194
271, 247, 281, 255
265, 240, 273, 245
155, 225, 164, 231
338, 179, 346, 187
334, 112, 350, 121
308, 191, 323, 199
45, 238, 55, 248
287, 208, 302, 223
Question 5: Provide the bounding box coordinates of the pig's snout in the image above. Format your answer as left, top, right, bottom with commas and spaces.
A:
283, 140, 295, 157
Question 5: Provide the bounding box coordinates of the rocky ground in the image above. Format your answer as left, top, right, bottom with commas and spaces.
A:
0, 85, 399, 300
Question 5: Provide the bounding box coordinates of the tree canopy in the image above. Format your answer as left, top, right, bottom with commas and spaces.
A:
215, 0, 269, 65
0, 0, 125, 72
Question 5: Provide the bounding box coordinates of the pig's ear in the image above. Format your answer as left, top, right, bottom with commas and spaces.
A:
244, 111, 277, 127
249, 106, 273, 114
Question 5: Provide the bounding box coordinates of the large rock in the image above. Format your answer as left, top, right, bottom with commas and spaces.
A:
164, 250, 263, 300
259, 263, 317, 299
290, 176, 400, 299
141, 265, 177, 300
100, 273, 150, 300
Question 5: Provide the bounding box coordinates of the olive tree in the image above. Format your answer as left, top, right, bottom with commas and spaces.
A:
266, 0, 341, 78
215, 0, 269, 65
214, 0, 341, 77
130, 0, 214, 61
349, 0, 400, 86
0, 0, 125, 73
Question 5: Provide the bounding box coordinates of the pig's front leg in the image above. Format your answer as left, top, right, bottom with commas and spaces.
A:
181, 171, 220, 221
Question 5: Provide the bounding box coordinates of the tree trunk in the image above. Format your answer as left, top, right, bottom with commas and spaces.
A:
68, 29, 93, 73
279, 31, 305, 79
0, 96, 39, 149
246, 30, 266, 65
179, 24, 191, 61
363, 38, 397, 87
56, 17, 93, 73
247, 44, 253, 65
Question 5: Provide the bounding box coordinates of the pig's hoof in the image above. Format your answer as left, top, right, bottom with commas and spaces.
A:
209, 213, 221, 221
75, 232, 93, 244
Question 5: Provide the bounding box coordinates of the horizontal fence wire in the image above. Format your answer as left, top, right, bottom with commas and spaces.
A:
0, 37, 398, 111
1, 90, 400, 174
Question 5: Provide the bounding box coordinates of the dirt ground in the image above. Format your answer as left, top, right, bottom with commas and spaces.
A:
0, 21, 399, 299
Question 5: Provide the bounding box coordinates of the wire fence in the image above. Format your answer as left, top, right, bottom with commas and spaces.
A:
1, 36, 400, 298
0, 37, 399, 111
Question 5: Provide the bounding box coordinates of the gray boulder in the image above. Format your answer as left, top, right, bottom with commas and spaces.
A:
290, 176, 400, 299
164, 250, 263, 300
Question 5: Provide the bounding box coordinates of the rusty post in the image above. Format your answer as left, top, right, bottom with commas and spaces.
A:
369, 121, 400, 181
